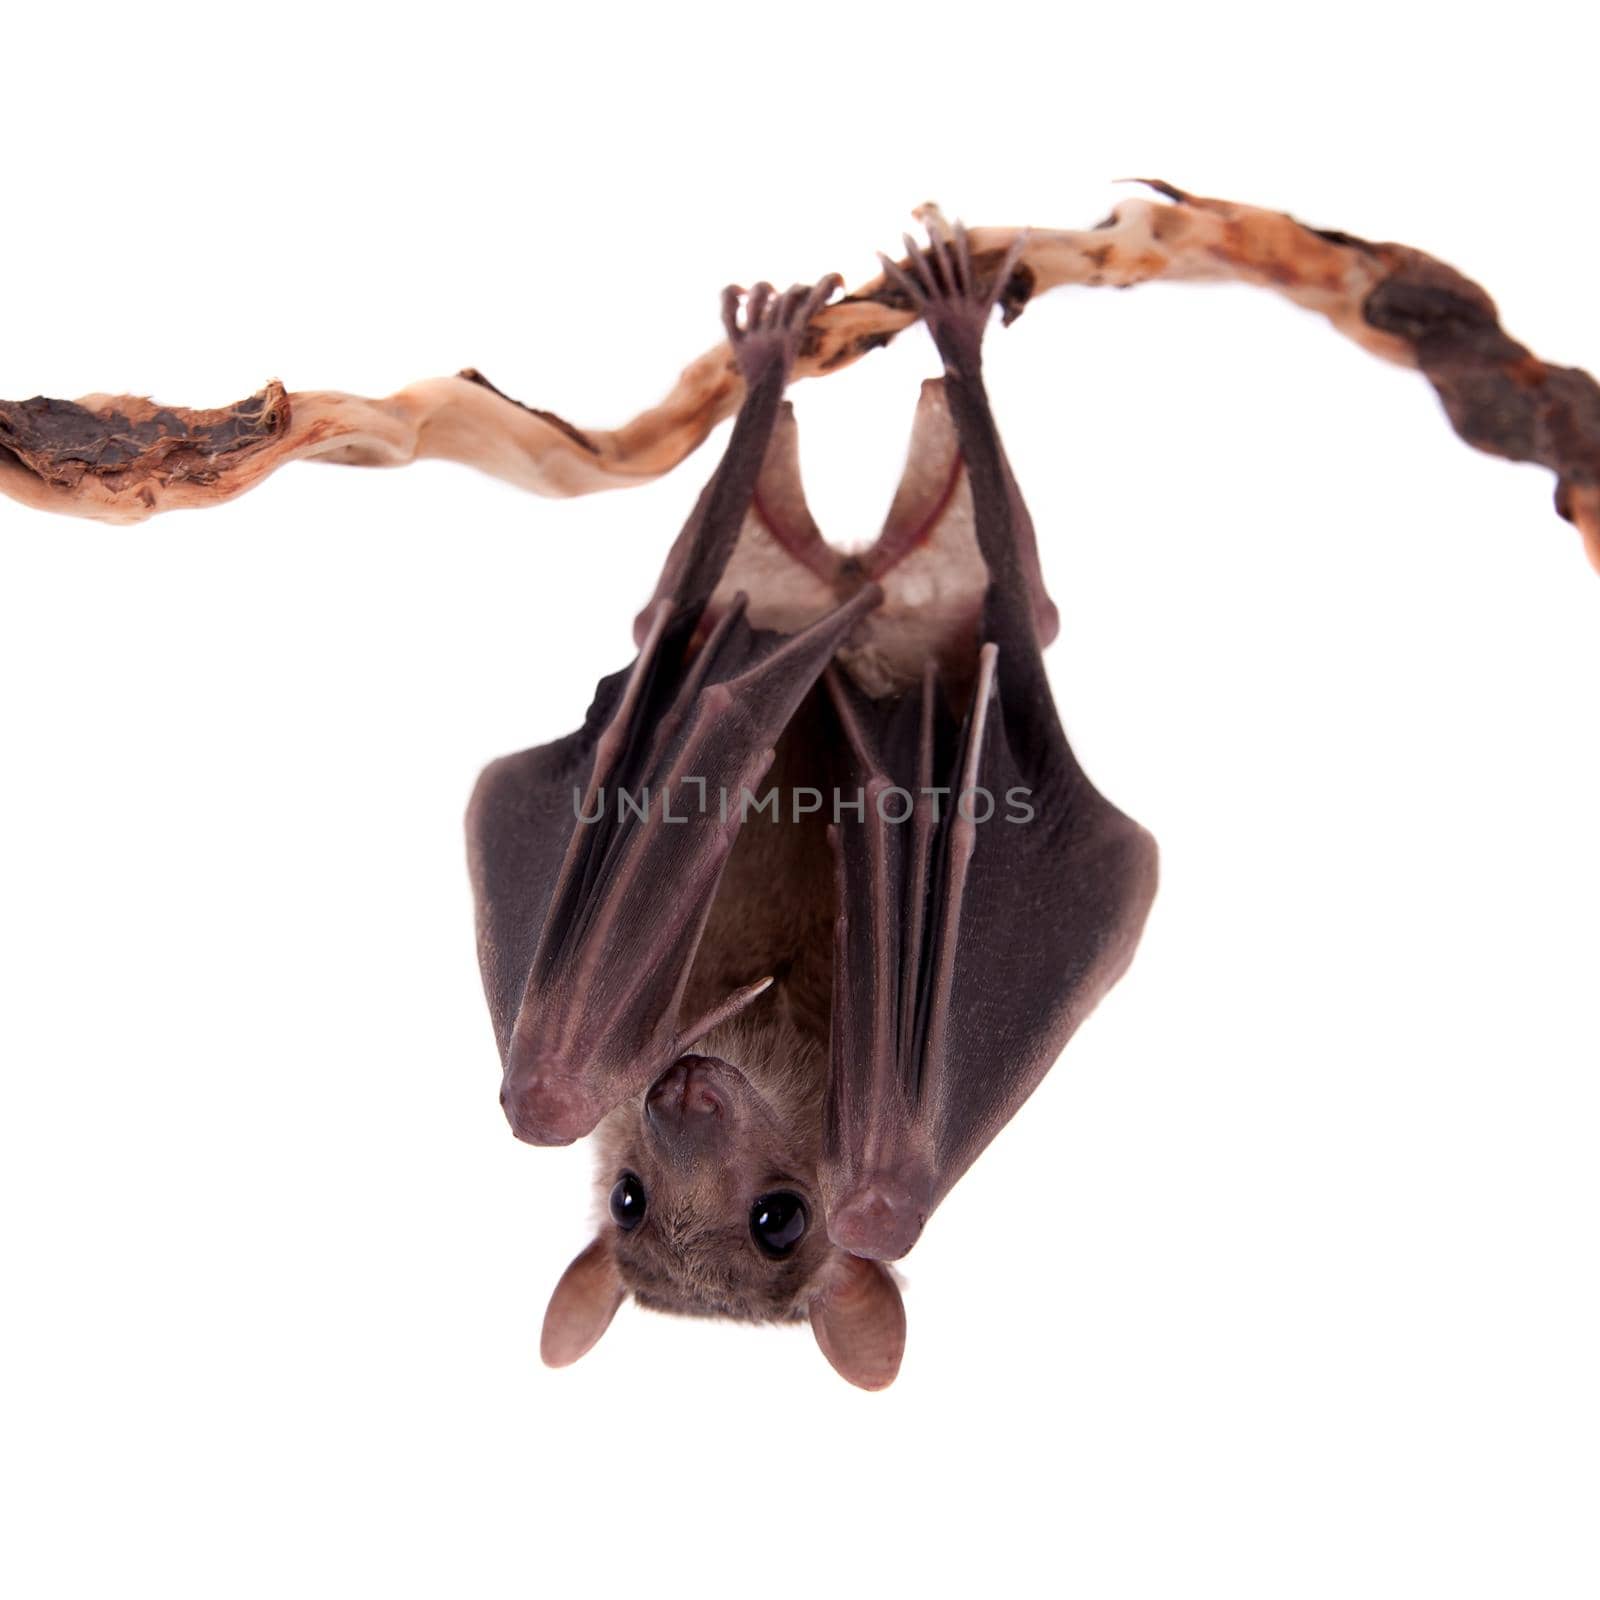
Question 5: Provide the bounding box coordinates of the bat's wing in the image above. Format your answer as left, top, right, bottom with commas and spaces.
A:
820, 650, 1156, 1259
467, 277, 878, 1145
818, 227, 1159, 1259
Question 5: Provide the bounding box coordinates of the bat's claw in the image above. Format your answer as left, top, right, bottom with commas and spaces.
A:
880, 215, 1030, 371
721, 273, 842, 385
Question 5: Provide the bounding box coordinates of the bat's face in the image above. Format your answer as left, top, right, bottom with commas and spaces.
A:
539, 1016, 908, 1387
592, 1033, 829, 1323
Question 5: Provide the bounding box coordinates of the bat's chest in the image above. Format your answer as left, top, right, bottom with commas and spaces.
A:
685, 703, 839, 1042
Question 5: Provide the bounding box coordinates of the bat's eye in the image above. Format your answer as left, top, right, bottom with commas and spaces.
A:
609, 1173, 647, 1232
750, 1192, 808, 1258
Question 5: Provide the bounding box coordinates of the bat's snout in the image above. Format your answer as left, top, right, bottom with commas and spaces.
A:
643, 1056, 732, 1156
500, 1071, 601, 1146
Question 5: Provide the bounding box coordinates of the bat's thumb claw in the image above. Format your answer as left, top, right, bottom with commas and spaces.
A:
827, 1179, 929, 1262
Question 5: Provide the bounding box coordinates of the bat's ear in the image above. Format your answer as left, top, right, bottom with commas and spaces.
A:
541, 1236, 626, 1368
809, 1253, 906, 1391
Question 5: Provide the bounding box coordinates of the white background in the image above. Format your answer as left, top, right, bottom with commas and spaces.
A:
2, 4, 1596, 1596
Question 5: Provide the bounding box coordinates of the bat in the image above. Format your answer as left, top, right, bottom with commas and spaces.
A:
6, 195, 1591, 1395
465, 227, 1158, 1388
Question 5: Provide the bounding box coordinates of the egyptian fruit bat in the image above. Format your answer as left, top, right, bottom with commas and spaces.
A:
465, 226, 1158, 1389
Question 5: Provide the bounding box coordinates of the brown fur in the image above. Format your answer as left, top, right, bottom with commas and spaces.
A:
585, 386, 1009, 1330
543, 265, 1069, 1384
592, 1008, 830, 1322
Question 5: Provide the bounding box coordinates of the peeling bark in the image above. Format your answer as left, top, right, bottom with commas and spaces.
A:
3, 185, 1596, 571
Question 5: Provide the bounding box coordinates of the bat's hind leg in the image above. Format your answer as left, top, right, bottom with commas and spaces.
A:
637, 273, 844, 633
878, 220, 1059, 651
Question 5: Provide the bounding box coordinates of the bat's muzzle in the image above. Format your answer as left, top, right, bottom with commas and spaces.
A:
643, 1056, 733, 1158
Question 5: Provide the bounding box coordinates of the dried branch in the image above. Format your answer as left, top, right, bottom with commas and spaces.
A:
4, 184, 1596, 570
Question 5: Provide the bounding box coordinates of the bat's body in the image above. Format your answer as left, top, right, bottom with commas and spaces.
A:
467, 236, 1157, 1386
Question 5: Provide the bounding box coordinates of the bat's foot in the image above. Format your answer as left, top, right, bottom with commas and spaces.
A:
720, 275, 842, 387
878, 216, 1028, 375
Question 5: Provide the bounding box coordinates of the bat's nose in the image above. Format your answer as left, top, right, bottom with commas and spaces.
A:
644, 1057, 728, 1152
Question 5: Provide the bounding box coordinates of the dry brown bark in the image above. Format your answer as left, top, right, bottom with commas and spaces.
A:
4, 184, 1596, 571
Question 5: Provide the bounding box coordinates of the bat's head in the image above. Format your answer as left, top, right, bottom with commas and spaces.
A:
538, 1015, 906, 1389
